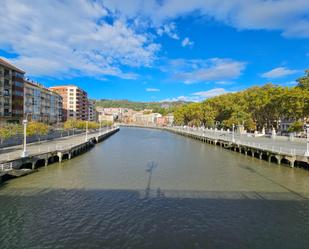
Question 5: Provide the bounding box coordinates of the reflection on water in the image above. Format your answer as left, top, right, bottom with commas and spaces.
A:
145, 161, 157, 198
1, 127, 309, 249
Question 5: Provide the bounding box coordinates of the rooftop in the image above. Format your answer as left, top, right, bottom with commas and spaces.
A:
0, 57, 25, 74
49, 85, 87, 93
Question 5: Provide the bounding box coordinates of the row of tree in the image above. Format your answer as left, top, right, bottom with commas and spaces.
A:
0, 121, 50, 143
0, 119, 113, 143
63, 119, 112, 129
173, 71, 309, 132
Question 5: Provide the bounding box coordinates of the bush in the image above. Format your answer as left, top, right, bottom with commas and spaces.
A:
0, 124, 22, 143
63, 119, 109, 130
288, 121, 304, 133
27, 121, 50, 136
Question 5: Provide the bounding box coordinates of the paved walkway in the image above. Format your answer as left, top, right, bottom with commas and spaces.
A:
0, 128, 111, 162
169, 127, 308, 156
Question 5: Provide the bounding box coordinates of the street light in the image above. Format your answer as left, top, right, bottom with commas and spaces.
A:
85, 120, 89, 142
232, 123, 235, 143
305, 124, 309, 157
21, 113, 31, 157
215, 121, 220, 131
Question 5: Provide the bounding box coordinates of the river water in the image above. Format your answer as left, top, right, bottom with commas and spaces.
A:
1, 127, 309, 249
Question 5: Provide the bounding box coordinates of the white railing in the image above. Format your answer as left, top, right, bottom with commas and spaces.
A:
168, 127, 307, 157
0, 127, 119, 162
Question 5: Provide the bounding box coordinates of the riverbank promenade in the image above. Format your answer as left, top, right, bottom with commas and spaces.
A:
0, 127, 119, 173
122, 124, 309, 168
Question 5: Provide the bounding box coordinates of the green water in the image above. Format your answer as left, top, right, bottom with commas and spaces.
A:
1, 127, 309, 249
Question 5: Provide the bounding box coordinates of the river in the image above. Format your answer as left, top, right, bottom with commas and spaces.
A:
1, 127, 309, 249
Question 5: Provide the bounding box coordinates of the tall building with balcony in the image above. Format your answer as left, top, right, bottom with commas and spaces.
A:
24, 79, 63, 124
88, 100, 97, 121
0, 58, 25, 124
49, 85, 88, 121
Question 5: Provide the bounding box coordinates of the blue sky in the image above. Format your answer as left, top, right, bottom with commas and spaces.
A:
0, 0, 309, 101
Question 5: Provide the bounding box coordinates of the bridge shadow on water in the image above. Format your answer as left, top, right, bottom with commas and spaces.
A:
0, 186, 309, 249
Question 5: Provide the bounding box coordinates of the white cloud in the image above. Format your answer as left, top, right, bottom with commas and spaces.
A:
192, 88, 228, 98
157, 22, 179, 40
166, 58, 246, 84
161, 88, 229, 102
261, 67, 299, 79
181, 37, 194, 47
215, 81, 234, 85
101, 0, 309, 38
146, 88, 160, 92
0, 0, 159, 79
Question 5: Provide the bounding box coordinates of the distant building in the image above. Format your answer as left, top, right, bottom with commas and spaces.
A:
0, 58, 25, 124
96, 107, 126, 123
166, 113, 174, 126
88, 100, 97, 121
156, 116, 167, 126
24, 79, 62, 124
49, 85, 88, 121
133, 113, 162, 125
98, 113, 114, 123
153, 114, 174, 126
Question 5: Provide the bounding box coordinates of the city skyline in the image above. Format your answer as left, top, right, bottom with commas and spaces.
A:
0, 0, 308, 101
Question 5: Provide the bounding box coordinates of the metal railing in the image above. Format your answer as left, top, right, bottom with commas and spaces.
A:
169, 127, 308, 157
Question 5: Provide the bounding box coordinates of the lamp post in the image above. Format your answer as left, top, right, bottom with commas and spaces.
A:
232, 123, 235, 143
21, 113, 31, 157
85, 120, 89, 142
215, 121, 220, 131
305, 124, 309, 157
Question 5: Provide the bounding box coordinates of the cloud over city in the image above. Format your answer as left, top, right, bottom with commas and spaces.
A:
261, 67, 299, 79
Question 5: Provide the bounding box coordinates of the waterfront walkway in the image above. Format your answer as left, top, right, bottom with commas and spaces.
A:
0, 127, 119, 172
170, 127, 308, 156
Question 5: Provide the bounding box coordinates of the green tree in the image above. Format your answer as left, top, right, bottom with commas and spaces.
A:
64, 119, 77, 129
27, 121, 49, 137
288, 121, 304, 133
296, 70, 309, 90
173, 106, 186, 125
0, 124, 21, 143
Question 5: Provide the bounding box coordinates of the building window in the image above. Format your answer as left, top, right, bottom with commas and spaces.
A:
4, 89, 9, 96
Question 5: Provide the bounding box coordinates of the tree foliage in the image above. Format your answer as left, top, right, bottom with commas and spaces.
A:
63, 119, 111, 130
296, 69, 309, 90
288, 121, 304, 133
27, 121, 50, 137
173, 71, 309, 131
0, 124, 22, 143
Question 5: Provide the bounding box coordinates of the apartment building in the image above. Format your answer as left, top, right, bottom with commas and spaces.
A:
133, 112, 162, 125
88, 100, 97, 121
0, 58, 25, 124
24, 79, 62, 124
49, 85, 88, 121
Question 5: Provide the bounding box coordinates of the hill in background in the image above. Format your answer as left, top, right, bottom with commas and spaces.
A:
94, 99, 187, 115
